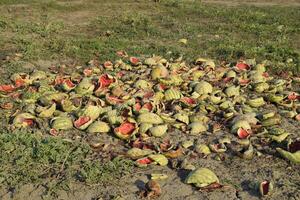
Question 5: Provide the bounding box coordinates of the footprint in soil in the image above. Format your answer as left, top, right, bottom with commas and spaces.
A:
135, 179, 146, 191
177, 169, 191, 182
241, 180, 260, 197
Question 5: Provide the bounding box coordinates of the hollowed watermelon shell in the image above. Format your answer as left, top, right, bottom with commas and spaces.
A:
83, 68, 93, 76
0, 84, 15, 93
155, 84, 167, 91
223, 77, 234, 83
180, 97, 197, 106
262, 72, 269, 78
106, 95, 124, 105
74, 116, 92, 130
49, 128, 59, 136
142, 102, 153, 112
260, 181, 273, 196
288, 141, 300, 153
239, 79, 251, 86
23, 119, 34, 127
54, 76, 64, 86
114, 122, 137, 140
134, 102, 142, 112
295, 114, 300, 121
15, 78, 26, 88
237, 128, 250, 139
261, 182, 269, 195
143, 91, 154, 99
104, 61, 113, 69
98, 74, 115, 89
28, 86, 38, 93
135, 157, 153, 167
288, 92, 299, 101
62, 79, 76, 91
64, 79, 75, 87
116, 50, 127, 57
236, 63, 250, 70
9, 92, 21, 98
130, 57, 139, 65
0, 102, 13, 109
116, 71, 125, 78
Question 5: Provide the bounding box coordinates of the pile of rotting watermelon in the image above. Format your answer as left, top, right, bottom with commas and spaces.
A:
0, 54, 299, 195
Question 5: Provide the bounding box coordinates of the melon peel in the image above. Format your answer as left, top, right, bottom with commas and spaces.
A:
185, 168, 219, 188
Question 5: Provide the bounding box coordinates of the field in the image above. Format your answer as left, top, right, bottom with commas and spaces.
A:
0, 0, 299, 199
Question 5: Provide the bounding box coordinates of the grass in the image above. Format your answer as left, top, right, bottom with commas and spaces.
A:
0, 132, 133, 198
0, 0, 299, 71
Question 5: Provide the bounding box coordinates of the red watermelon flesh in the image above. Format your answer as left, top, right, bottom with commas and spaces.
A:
64, 79, 75, 87
181, 97, 196, 105
130, 57, 139, 65
74, 116, 91, 128
50, 128, 59, 136
223, 77, 234, 83
99, 74, 115, 88
237, 128, 250, 139
236, 63, 250, 70
0, 84, 15, 93
261, 181, 270, 195
142, 102, 153, 111
107, 95, 124, 104
288, 92, 298, 101
135, 102, 142, 111
23, 119, 34, 126
239, 79, 250, 85
83, 68, 93, 76
137, 157, 152, 165
116, 122, 136, 135
15, 78, 26, 88
104, 61, 113, 69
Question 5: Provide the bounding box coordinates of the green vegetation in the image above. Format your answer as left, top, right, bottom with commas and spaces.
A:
0, 132, 133, 197
0, 0, 299, 71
